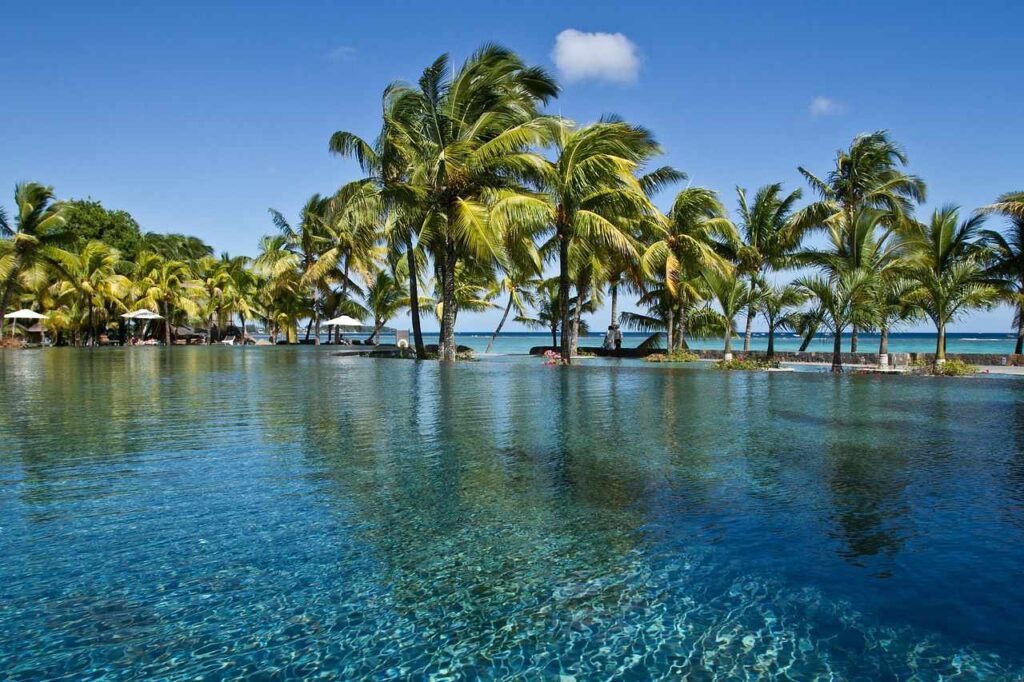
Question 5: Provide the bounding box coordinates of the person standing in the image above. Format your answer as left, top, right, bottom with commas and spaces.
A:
613, 325, 623, 352
603, 326, 616, 350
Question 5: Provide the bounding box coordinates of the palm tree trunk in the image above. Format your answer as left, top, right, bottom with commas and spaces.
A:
850, 325, 858, 353
935, 322, 946, 363
767, 327, 775, 359
557, 219, 571, 364
666, 307, 674, 351
88, 302, 95, 348
1015, 302, 1024, 355
163, 300, 172, 346
831, 331, 843, 373
799, 321, 818, 352
439, 243, 457, 362
723, 323, 733, 361
550, 325, 557, 348
677, 310, 689, 350
406, 235, 426, 359
743, 305, 755, 352
570, 282, 585, 358
486, 292, 514, 353
878, 327, 889, 368
610, 283, 618, 327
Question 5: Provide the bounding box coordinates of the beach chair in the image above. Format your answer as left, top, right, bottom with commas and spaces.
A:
219, 335, 236, 346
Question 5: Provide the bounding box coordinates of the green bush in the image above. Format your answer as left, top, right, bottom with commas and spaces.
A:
932, 359, 977, 376
715, 356, 778, 371
644, 349, 700, 363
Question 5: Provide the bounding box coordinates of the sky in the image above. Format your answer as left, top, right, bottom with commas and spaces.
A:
2, 0, 1022, 333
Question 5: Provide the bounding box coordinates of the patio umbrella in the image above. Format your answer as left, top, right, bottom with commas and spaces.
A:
323, 315, 363, 327
4, 309, 47, 337
120, 309, 163, 342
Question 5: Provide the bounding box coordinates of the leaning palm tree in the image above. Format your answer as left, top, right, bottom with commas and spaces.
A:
796, 269, 879, 372
701, 269, 751, 361
0, 182, 69, 321
388, 46, 558, 361
364, 270, 406, 344
979, 192, 1024, 353
515, 278, 563, 348
760, 284, 808, 360
734, 183, 804, 351
903, 206, 998, 363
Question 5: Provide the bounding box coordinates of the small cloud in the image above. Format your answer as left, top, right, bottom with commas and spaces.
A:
552, 29, 640, 84
809, 96, 844, 118
326, 46, 356, 63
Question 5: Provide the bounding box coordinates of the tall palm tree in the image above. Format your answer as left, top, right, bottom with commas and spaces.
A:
642, 187, 737, 351
760, 284, 807, 359
980, 192, 1024, 353
796, 269, 879, 372
903, 206, 998, 363
387, 46, 558, 361
252, 234, 306, 343
0, 182, 69, 321
797, 131, 926, 350
702, 269, 751, 361
873, 277, 918, 365
733, 183, 803, 351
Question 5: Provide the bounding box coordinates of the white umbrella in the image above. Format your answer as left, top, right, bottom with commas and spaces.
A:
323, 315, 363, 327
4, 309, 47, 337
121, 309, 163, 320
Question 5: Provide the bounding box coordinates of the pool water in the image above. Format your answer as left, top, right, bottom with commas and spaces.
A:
1, 348, 1022, 679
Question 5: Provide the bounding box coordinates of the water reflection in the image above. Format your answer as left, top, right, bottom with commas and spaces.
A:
0, 349, 1022, 678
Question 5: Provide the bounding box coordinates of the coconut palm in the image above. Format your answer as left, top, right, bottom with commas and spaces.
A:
485, 269, 538, 353
980, 192, 1024, 353
0, 182, 69, 321
903, 206, 998, 362
363, 270, 406, 344
50, 241, 130, 345
134, 253, 201, 345
733, 183, 804, 351
386, 46, 557, 361
642, 187, 737, 350
797, 131, 926, 350
269, 195, 332, 340
873, 277, 919, 365
701, 269, 752, 361
760, 284, 808, 359
796, 269, 879, 372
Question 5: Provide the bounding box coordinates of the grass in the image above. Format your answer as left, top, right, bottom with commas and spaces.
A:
909, 358, 977, 376
644, 349, 701, 363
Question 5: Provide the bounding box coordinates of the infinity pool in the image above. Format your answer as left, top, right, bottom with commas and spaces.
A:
1, 348, 1022, 679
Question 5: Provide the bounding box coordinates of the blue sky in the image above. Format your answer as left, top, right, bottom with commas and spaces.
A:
3, 1, 1022, 332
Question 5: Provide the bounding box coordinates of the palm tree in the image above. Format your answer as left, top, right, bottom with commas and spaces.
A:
364, 270, 406, 344
797, 131, 926, 350
873, 276, 918, 366
252, 234, 306, 343
331, 89, 429, 358
796, 269, 879, 372
733, 183, 804, 351
0, 182, 68, 321
980, 192, 1024, 353
269, 195, 331, 341
702, 269, 751, 361
523, 119, 669, 362
485, 269, 538, 353
387, 46, 558, 361
50, 241, 130, 345
193, 255, 233, 342
135, 252, 201, 345
642, 187, 737, 351
903, 206, 998, 363
515, 278, 563, 349
760, 284, 807, 359
800, 207, 903, 351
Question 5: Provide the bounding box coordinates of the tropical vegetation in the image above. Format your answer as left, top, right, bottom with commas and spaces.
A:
0, 47, 1014, 372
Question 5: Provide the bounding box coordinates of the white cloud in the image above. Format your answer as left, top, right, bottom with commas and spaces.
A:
326, 45, 356, 63
551, 29, 640, 84
809, 96, 844, 118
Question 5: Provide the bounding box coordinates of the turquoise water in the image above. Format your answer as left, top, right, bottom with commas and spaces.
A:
2, 348, 1023, 679
424, 332, 1018, 356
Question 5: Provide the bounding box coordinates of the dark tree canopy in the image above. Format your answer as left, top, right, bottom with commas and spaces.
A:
63, 199, 144, 260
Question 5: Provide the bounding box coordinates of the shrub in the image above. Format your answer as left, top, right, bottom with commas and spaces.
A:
932, 359, 977, 376
645, 349, 700, 363
715, 356, 778, 371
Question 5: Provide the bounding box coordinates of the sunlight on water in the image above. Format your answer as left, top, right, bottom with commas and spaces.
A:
1, 347, 1022, 679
